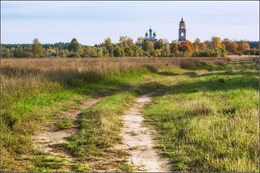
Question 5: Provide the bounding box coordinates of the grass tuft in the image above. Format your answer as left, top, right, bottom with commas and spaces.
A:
56, 118, 74, 130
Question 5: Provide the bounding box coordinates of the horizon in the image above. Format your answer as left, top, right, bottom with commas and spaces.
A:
1, 1, 259, 45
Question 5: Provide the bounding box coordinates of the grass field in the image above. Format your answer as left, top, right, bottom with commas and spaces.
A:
143, 58, 259, 172
1, 56, 258, 172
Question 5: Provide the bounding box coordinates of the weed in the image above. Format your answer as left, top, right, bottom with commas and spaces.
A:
219, 78, 225, 83
185, 88, 200, 93
71, 163, 90, 172
56, 118, 74, 130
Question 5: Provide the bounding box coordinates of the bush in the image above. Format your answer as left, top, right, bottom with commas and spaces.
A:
67, 53, 81, 58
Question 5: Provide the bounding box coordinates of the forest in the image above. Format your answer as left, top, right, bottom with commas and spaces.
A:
1, 37, 259, 58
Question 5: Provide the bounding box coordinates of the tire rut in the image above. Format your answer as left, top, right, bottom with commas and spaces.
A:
33, 99, 101, 162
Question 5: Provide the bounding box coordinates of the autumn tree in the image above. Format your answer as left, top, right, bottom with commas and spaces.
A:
119, 36, 133, 48
178, 40, 194, 54
211, 37, 221, 49
222, 38, 238, 54
194, 38, 201, 50
68, 38, 80, 52
31, 38, 44, 57
153, 49, 161, 57
237, 40, 250, 53
201, 42, 207, 50
204, 40, 211, 49
97, 49, 103, 58
220, 43, 226, 50
222, 38, 232, 45
105, 37, 112, 47
228, 42, 238, 54
170, 42, 178, 54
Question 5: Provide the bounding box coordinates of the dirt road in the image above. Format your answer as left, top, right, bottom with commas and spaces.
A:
115, 92, 171, 172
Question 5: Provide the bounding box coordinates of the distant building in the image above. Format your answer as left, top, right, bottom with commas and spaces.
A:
144, 28, 158, 44
178, 18, 186, 44
46, 52, 56, 55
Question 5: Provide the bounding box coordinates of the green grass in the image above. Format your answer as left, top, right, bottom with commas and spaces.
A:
2, 57, 256, 172
143, 65, 259, 172
1, 62, 193, 172
56, 81, 172, 171
56, 118, 74, 130
51, 69, 202, 171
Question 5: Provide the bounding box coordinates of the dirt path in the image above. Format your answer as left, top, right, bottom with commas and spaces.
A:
115, 92, 171, 172
34, 99, 101, 159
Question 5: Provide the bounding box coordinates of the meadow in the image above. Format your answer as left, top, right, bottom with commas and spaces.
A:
143, 58, 259, 172
1, 56, 258, 172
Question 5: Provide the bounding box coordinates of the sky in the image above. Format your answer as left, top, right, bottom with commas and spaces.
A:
1, 1, 259, 46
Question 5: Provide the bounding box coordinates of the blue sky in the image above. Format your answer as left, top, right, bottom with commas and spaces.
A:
1, 1, 259, 45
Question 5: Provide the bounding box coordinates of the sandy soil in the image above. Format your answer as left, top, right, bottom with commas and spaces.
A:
34, 99, 101, 159
115, 92, 172, 172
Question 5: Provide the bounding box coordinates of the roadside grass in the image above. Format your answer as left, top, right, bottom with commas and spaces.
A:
56, 118, 74, 130
142, 61, 259, 172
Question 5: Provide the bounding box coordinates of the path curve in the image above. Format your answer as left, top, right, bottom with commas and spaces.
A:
115, 92, 171, 172
34, 99, 101, 159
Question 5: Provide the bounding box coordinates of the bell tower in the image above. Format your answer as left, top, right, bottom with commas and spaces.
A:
178, 18, 186, 44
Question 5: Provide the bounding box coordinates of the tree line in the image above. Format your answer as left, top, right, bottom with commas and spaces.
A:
1, 36, 259, 58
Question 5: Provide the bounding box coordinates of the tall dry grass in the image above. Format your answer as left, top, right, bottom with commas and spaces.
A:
1, 57, 229, 89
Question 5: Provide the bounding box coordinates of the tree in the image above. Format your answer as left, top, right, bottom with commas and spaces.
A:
228, 42, 238, 54
204, 40, 211, 49
104, 38, 113, 54
237, 40, 250, 53
220, 43, 226, 50
194, 38, 201, 50
136, 37, 144, 47
222, 38, 238, 54
222, 38, 232, 45
153, 49, 161, 57
113, 46, 122, 57
179, 40, 194, 54
105, 38, 112, 47
170, 42, 178, 54
68, 38, 80, 52
91, 48, 97, 57
13, 46, 24, 57
154, 39, 164, 50
125, 47, 134, 56
119, 36, 133, 48
127, 38, 134, 47
164, 42, 170, 56
143, 40, 154, 53
1, 47, 11, 58
201, 42, 207, 50
211, 37, 221, 49
31, 38, 44, 57
97, 49, 103, 58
